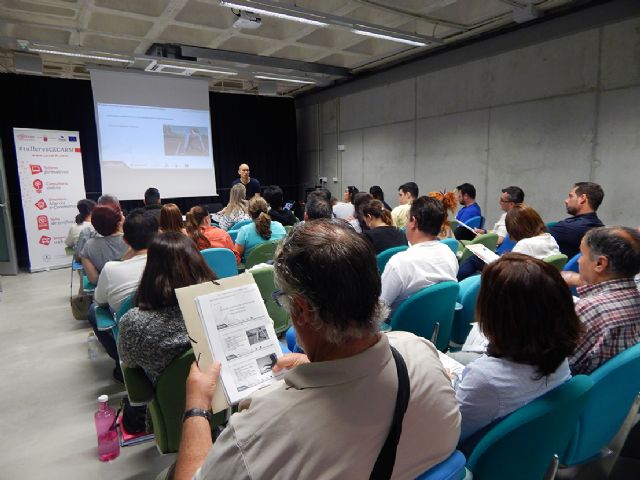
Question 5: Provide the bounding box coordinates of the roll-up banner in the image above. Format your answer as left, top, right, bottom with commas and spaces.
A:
13, 128, 86, 272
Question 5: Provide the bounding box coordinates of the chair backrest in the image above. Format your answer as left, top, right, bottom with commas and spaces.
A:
228, 219, 252, 231
495, 234, 516, 255
284, 225, 293, 234
390, 281, 459, 352
377, 245, 409, 273
563, 253, 581, 273
563, 343, 640, 465
546, 221, 559, 231
111, 292, 136, 341
245, 240, 282, 269
460, 233, 499, 263
466, 375, 593, 480
415, 450, 466, 480
451, 275, 482, 345
543, 253, 568, 271
250, 264, 290, 334
465, 216, 484, 229
200, 248, 238, 279
440, 238, 459, 255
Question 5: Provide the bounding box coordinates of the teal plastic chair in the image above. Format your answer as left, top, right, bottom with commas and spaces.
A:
543, 253, 568, 271
466, 375, 594, 480
389, 281, 459, 352
245, 240, 281, 269
82, 274, 96, 294
96, 293, 135, 341
250, 264, 290, 334
440, 238, 459, 255
450, 275, 481, 346
201, 248, 238, 279
415, 450, 467, 480
377, 245, 409, 274
546, 221, 559, 231
562, 343, 640, 466
229, 219, 252, 231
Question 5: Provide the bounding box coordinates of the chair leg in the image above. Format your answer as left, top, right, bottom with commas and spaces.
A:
431, 322, 440, 347
544, 454, 559, 480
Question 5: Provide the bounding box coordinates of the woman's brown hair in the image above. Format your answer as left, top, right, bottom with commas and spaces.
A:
361, 199, 393, 226
505, 204, 546, 241
248, 197, 271, 240
185, 205, 211, 250
135, 232, 217, 310
477, 253, 583, 378
159, 203, 184, 233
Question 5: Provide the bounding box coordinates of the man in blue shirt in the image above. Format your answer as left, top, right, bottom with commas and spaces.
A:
549, 182, 604, 259
454, 183, 481, 241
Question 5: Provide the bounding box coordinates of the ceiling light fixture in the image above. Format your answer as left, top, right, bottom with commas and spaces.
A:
220, 1, 328, 27
28, 48, 131, 63
350, 29, 427, 47
255, 74, 315, 84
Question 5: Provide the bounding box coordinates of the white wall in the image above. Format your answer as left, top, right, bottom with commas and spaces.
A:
296, 13, 640, 228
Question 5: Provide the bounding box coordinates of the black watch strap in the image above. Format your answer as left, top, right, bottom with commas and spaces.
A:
183, 408, 212, 423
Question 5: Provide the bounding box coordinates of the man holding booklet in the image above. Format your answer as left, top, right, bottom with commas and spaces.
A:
171, 219, 461, 480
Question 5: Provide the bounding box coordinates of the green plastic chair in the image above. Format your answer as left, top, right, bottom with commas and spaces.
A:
376, 245, 409, 274
245, 240, 282, 269
546, 221, 559, 231
122, 348, 227, 454
543, 253, 568, 271
284, 225, 293, 234
562, 343, 640, 467
250, 264, 290, 334
459, 233, 499, 263
450, 275, 481, 346
389, 281, 459, 352
466, 375, 594, 480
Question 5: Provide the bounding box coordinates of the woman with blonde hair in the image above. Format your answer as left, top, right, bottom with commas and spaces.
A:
159, 203, 186, 234
361, 199, 407, 254
185, 205, 240, 263
235, 197, 286, 262
217, 183, 250, 231
428, 190, 457, 238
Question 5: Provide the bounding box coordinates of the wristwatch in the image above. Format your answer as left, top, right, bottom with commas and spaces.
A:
183, 408, 212, 423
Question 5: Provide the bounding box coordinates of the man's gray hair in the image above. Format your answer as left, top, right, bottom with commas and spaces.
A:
584, 226, 640, 278
273, 219, 387, 344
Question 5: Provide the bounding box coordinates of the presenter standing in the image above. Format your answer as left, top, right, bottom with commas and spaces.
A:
231, 163, 261, 199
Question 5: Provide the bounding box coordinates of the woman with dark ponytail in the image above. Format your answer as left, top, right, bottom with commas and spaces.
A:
235, 197, 286, 262
65, 199, 96, 249
361, 199, 407, 254
185, 205, 240, 263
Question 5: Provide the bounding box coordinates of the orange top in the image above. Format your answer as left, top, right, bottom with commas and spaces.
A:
199, 226, 241, 264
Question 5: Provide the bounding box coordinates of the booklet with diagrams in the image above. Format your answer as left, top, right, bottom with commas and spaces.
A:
176, 272, 284, 411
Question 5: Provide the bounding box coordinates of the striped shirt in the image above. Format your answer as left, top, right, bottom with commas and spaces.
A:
569, 278, 640, 374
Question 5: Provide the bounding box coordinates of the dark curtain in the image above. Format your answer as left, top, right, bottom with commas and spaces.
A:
0, 73, 298, 268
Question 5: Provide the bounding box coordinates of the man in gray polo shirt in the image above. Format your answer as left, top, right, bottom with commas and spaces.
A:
172, 220, 461, 480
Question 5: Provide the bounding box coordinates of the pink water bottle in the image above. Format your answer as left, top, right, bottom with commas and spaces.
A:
94, 394, 120, 462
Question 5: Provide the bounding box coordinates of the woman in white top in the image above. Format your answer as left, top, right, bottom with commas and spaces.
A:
65, 199, 96, 249
217, 183, 251, 231
454, 253, 582, 448
506, 204, 560, 259
333, 185, 358, 220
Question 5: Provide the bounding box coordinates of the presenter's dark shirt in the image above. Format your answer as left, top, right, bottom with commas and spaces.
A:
549, 212, 603, 259
268, 208, 298, 227
363, 226, 408, 255
232, 178, 261, 198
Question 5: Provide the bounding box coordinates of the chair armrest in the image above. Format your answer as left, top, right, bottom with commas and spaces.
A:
95, 307, 115, 331
122, 365, 154, 404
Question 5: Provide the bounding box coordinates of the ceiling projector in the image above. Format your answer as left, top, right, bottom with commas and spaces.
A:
233, 10, 262, 29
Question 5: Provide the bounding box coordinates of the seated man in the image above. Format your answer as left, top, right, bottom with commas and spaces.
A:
89, 209, 158, 381
549, 182, 604, 259
569, 226, 640, 374
143, 187, 162, 220
262, 185, 298, 226
304, 191, 333, 221
381, 196, 459, 314
454, 182, 481, 241
391, 182, 418, 229
172, 220, 460, 479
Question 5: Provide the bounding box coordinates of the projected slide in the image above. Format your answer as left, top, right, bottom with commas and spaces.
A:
97, 103, 213, 170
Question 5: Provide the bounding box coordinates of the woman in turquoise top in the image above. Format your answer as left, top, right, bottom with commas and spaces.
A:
235, 196, 286, 262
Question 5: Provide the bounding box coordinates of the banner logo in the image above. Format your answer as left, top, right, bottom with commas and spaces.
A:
30, 164, 43, 175
39, 235, 51, 246
68, 136, 77, 142
35, 199, 47, 210
37, 215, 49, 230
43, 136, 48, 142
33, 179, 43, 193
58, 135, 66, 141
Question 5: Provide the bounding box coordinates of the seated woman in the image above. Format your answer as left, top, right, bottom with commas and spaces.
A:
79, 205, 128, 284
235, 197, 286, 262
333, 185, 358, 220
159, 203, 186, 234
186, 205, 240, 263
65, 199, 96, 252
349, 192, 373, 234
453, 253, 582, 448
361, 199, 407, 254
118, 232, 217, 386
428, 190, 457, 239
457, 203, 561, 281
217, 183, 250, 231
369, 185, 391, 211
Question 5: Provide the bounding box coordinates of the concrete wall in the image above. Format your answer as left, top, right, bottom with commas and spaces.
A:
296, 12, 640, 228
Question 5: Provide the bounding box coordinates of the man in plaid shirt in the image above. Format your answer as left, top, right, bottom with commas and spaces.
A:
569, 226, 640, 374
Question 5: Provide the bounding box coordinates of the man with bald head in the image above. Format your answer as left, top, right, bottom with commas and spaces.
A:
231, 163, 261, 198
